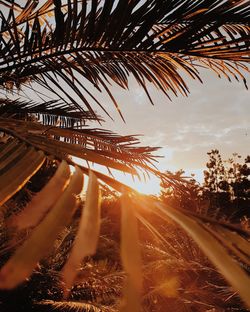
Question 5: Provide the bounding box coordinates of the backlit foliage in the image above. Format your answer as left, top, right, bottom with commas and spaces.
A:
0, 1, 250, 311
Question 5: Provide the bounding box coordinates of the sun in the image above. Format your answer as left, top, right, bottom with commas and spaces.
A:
113, 172, 161, 195
72, 157, 161, 195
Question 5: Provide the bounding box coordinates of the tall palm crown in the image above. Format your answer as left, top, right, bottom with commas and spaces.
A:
0, 0, 250, 310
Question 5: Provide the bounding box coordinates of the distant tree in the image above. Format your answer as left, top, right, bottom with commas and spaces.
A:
203, 150, 250, 219
160, 151, 250, 220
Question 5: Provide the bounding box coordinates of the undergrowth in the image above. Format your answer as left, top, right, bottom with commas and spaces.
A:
0, 191, 248, 312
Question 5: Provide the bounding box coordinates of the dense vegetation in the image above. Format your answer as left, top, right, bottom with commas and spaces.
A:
161, 150, 250, 220
0, 150, 249, 312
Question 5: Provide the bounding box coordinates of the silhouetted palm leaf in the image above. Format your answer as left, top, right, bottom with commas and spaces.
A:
1, 0, 250, 119
0, 117, 160, 176
0, 98, 100, 127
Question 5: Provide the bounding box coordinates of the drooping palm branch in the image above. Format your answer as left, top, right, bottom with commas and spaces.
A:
0, 1, 250, 311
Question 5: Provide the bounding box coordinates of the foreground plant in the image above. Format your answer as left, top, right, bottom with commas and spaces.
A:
0, 1, 250, 311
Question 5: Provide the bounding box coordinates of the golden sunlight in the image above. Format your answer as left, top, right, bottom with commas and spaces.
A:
112, 172, 161, 195
72, 157, 161, 195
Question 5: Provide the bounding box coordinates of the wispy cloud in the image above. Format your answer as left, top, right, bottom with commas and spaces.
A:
92, 69, 250, 179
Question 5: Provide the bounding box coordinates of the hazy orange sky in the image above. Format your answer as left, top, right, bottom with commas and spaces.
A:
87, 68, 250, 192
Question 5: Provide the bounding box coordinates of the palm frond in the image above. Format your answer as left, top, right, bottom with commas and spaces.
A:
0, 98, 101, 127
8, 160, 71, 230
0, 117, 160, 177
0, 165, 83, 289
0, 141, 45, 206
120, 193, 142, 312
0, 0, 250, 119
62, 171, 101, 297
134, 195, 250, 309
0, 116, 206, 197
1, 160, 250, 309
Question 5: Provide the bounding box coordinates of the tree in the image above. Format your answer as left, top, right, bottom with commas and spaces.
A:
1, 1, 250, 310
203, 150, 250, 219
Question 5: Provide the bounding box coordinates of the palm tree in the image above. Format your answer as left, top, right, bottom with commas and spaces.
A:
0, 0, 250, 310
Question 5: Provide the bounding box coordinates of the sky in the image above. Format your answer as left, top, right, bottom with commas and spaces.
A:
88, 68, 250, 194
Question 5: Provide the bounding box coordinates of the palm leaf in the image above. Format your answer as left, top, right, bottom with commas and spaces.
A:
42, 181, 250, 310
0, 117, 161, 177
8, 160, 71, 230
135, 196, 250, 309
0, 116, 188, 196
62, 171, 101, 297
0, 98, 101, 127
1, 1, 250, 119
120, 193, 143, 312
0, 165, 83, 289
0, 142, 45, 206
158, 206, 250, 309
0, 146, 249, 309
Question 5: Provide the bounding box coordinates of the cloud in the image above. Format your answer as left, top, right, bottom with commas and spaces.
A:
91, 69, 250, 174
